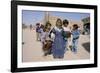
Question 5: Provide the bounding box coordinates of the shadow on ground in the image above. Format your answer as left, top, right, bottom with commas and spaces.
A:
82, 42, 90, 53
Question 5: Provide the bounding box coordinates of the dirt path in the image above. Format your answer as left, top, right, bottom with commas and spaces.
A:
22, 28, 90, 62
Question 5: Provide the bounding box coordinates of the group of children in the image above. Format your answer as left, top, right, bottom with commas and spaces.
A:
36, 18, 80, 59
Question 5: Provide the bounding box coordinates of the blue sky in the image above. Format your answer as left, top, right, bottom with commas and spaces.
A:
22, 10, 90, 25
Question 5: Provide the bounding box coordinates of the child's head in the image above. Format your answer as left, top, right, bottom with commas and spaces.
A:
36, 23, 40, 27
45, 22, 51, 30
40, 24, 44, 29
56, 18, 62, 28
44, 22, 51, 32
63, 19, 69, 27
73, 24, 79, 30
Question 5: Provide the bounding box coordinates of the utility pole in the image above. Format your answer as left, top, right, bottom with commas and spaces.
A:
44, 11, 49, 25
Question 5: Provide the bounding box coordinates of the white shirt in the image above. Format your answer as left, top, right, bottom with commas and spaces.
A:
63, 26, 70, 32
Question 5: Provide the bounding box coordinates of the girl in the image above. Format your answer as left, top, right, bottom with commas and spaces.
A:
51, 18, 65, 59
40, 22, 52, 56
71, 24, 80, 53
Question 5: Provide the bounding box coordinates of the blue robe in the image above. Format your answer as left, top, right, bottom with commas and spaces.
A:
51, 27, 65, 58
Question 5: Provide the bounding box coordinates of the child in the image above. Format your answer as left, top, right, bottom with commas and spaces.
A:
71, 24, 80, 53
30, 24, 32, 30
62, 19, 71, 51
40, 22, 52, 56
51, 18, 65, 59
36, 23, 41, 41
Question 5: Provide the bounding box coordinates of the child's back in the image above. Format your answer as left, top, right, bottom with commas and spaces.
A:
72, 29, 80, 39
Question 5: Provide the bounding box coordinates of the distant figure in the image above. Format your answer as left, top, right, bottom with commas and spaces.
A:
71, 24, 80, 53
36, 23, 41, 41
51, 18, 65, 59
39, 24, 45, 41
30, 24, 32, 30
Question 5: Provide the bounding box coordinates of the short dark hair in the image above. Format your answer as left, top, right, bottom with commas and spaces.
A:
40, 24, 44, 28
73, 24, 79, 29
43, 22, 51, 32
36, 23, 40, 26
63, 19, 69, 25
45, 21, 51, 27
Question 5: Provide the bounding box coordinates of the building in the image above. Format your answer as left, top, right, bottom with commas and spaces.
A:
43, 12, 83, 31
81, 17, 90, 34
82, 17, 90, 24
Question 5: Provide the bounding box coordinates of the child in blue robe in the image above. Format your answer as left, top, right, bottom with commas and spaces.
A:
51, 18, 65, 59
71, 24, 80, 53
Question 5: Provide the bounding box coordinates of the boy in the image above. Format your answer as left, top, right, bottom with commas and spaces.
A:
71, 24, 80, 53
36, 23, 41, 41
40, 22, 52, 56
62, 19, 71, 51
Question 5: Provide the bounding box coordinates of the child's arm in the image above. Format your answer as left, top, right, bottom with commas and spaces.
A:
49, 28, 55, 38
49, 28, 55, 41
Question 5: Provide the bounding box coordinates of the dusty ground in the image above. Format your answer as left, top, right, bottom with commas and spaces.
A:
22, 28, 90, 62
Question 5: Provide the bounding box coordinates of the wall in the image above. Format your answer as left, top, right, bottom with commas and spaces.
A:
0, 0, 99, 73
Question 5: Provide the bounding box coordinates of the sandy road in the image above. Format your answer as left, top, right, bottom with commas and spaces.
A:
22, 28, 90, 62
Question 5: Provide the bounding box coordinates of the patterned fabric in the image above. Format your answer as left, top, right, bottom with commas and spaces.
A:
71, 29, 80, 53
72, 29, 80, 39
36, 27, 41, 33
51, 27, 65, 58
40, 30, 52, 56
